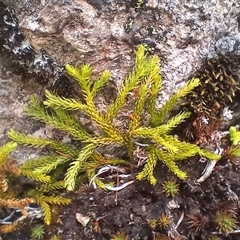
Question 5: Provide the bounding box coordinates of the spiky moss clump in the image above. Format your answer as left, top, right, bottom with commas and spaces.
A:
187, 211, 209, 234
158, 213, 170, 229
162, 180, 179, 197
182, 55, 240, 117
49, 235, 61, 240
31, 224, 45, 240
148, 213, 170, 230
180, 55, 240, 142
214, 210, 238, 236
148, 218, 158, 229
31, 226, 61, 240
207, 235, 221, 240
8, 45, 220, 191
111, 232, 129, 240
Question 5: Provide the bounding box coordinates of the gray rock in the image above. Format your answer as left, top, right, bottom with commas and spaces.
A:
1, 0, 240, 154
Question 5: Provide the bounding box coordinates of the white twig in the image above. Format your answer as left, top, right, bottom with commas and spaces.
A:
211, 228, 240, 235
105, 180, 134, 191
0, 206, 42, 225
136, 153, 148, 160
0, 210, 15, 224
107, 174, 132, 179
196, 160, 217, 183
134, 141, 150, 147
175, 210, 184, 230
89, 164, 127, 187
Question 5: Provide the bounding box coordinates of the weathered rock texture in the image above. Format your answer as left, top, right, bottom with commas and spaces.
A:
1, 0, 240, 149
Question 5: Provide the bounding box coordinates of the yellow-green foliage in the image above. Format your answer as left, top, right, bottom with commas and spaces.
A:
111, 232, 129, 240
8, 45, 220, 191
224, 126, 240, 162
0, 141, 17, 167
0, 142, 71, 231
26, 186, 71, 225
229, 126, 240, 146
227, 145, 240, 160
0, 142, 19, 192
49, 235, 61, 240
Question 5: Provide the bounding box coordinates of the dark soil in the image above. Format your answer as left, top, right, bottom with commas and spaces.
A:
2, 154, 240, 240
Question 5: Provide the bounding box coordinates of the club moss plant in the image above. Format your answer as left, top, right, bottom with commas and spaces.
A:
7, 45, 220, 191
0, 142, 71, 234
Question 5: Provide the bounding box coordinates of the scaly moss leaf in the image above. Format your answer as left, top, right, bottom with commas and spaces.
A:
0, 142, 17, 167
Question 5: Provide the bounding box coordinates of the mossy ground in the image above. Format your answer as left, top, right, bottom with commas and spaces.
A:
2, 153, 240, 240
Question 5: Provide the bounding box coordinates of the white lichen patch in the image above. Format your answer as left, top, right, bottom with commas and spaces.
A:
24, 19, 40, 31
222, 107, 234, 121
3, 14, 17, 27
12, 39, 31, 54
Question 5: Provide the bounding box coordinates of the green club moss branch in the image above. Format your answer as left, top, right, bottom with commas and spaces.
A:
8, 45, 220, 191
